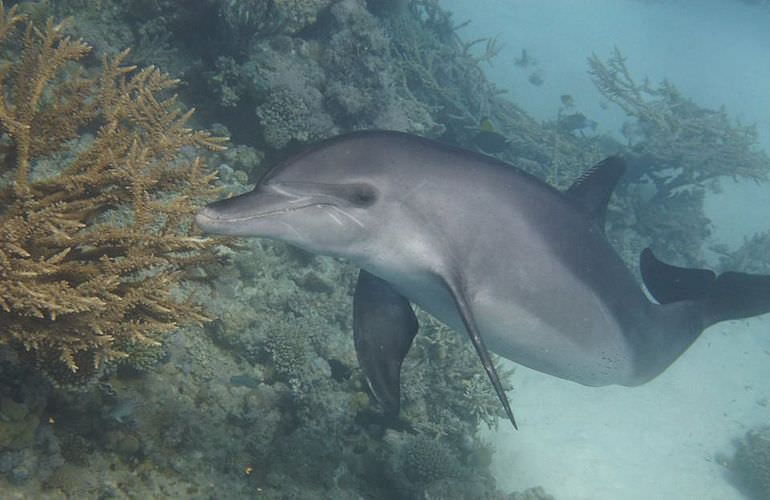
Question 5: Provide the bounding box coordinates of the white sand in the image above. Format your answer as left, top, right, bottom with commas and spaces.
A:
484, 317, 770, 499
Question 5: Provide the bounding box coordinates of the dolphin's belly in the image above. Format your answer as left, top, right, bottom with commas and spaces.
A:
475, 289, 635, 386
374, 261, 637, 387
466, 237, 642, 386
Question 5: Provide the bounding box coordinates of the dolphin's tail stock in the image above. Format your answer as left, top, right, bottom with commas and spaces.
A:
640, 248, 770, 330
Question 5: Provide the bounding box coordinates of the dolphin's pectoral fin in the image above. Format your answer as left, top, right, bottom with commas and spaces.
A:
565, 156, 626, 230
441, 274, 518, 430
353, 269, 418, 418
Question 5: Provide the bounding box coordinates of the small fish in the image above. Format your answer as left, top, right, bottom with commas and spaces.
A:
230, 374, 260, 388
473, 117, 510, 154
560, 94, 574, 108
558, 112, 597, 133
109, 399, 137, 424
479, 117, 495, 132
514, 48, 534, 68
528, 70, 544, 86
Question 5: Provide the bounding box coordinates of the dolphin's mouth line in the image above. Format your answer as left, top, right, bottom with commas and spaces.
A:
203, 203, 334, 223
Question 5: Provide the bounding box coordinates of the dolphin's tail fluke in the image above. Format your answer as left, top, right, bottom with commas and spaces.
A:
640, 248, 770, 328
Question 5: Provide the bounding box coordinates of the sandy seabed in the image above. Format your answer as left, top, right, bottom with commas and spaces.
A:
485, 316, 770, 499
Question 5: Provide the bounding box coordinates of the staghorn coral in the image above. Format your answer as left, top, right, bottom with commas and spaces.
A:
589, 47, 770, 262
0, 4, 226, 381
589, 47, 769, 191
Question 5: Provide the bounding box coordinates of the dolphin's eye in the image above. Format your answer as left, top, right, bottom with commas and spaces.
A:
350, 184, 377, 207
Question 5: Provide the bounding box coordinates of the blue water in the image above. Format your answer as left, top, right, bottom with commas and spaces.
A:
440, 1, 770, 497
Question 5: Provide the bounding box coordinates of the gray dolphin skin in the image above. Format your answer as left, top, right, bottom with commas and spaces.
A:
196, 130, 770, 429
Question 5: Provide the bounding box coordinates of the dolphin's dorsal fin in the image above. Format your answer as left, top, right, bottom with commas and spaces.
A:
565, 156, 626, 230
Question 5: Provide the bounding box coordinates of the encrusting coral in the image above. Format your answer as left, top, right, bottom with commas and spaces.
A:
0, 3, 226, 382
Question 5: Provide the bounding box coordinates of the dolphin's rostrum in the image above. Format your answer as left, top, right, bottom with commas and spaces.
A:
196, 131, 770, 429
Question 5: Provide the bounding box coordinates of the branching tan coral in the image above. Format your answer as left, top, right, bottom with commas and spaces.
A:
0, 3, 227, 378
589, 47, 769, 189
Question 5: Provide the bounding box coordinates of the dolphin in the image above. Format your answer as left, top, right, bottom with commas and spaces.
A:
196, 130, 770, 429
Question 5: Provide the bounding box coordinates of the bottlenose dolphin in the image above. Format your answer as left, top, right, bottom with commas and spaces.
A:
196, 131, 770, 428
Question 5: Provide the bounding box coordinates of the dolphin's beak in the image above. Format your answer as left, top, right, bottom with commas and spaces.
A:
195, 188, 282, 235
194, 206, 224, 234
195, 184, 323, 236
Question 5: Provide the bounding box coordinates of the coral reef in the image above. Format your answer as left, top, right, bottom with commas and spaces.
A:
589, 47, 770, 263
400, 435, 460, 484
590, 48, 768, 189
381, 430, 503, 500
713, 230, 770, 274
399, 318, 511, 441
0, 396, 40, 450
731, 426, 770, 499
508, 486, 557, 500
2, 0, 524, 495
265, 317, 311, 383
0, 4, 226, 381
221, 0, 333, 38
255, 84, 335, 149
